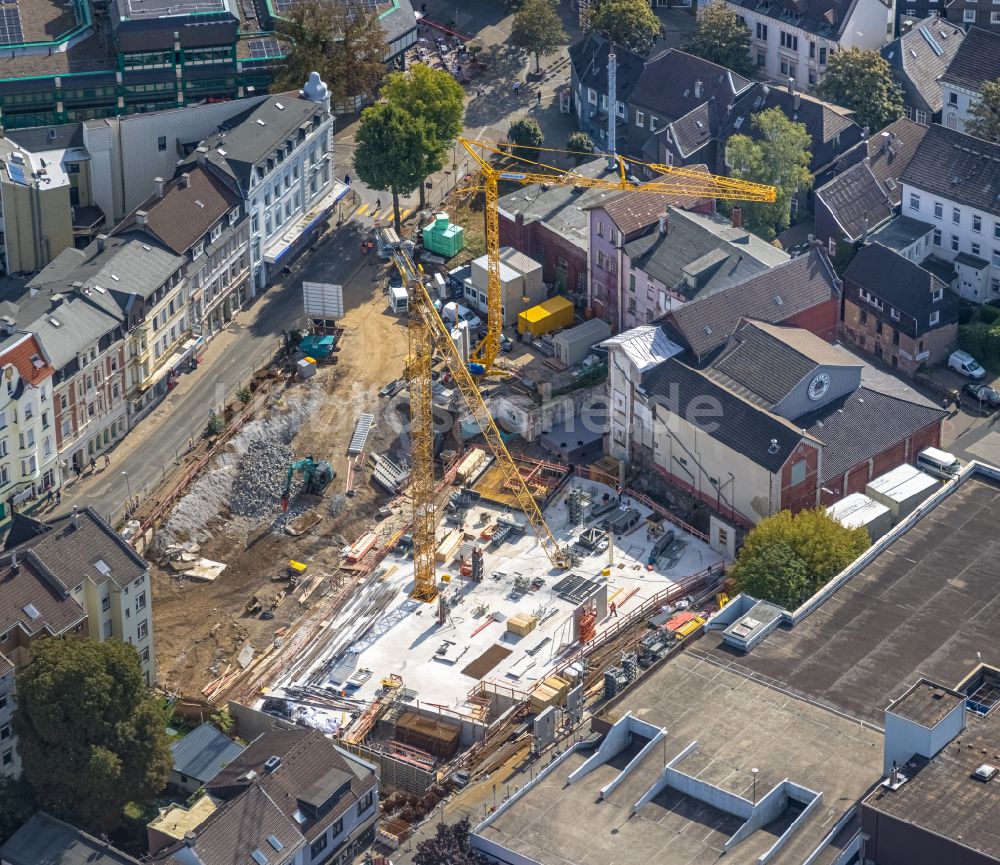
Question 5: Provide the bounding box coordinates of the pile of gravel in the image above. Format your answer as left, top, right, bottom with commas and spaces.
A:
229, 438, 296, 520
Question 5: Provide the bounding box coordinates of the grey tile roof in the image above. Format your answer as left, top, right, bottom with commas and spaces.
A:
726, 0, 861, 39
899, 124, 1000, 218
666, 248, 840, 360
939, 26, 1000, 92
710, 321, 818, 406
629, 49, 753, 123
569, 34, 645, 104
10, 506, 148, 592
0, 812, 140, 865
882, 17, 965, 114
804, 386, 945, 481
641, 357, 807, 472
624, 207, 787, 298
6, 123, 84, 152
844, 242, 957, 333
815, 161, 894, 242
171, 723, 246, 784
589, 166, 714, 236
0, 549, 86, 639
667, 101, 717, 159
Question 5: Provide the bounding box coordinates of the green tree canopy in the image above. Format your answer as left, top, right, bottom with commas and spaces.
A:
354, 102, 433, 231
725, 108, 813, 239
566, 130, 595, 159
413, 818, 487, 865
507, 117, 544, 162
13, 639, 171, 835
732, 509, 870, 609
587, 0, 661, 56
966, 78, 1000, 143
816, 48, 903, 133
273, 0, 387, 105
383, 64, 466, 207
682, 1, 754, 75
510, 0, 568, 72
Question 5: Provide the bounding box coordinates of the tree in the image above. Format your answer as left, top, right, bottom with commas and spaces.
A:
413, 818, 487, 865
682, 1, 753, 76
354, 103, 433, 231
510, 0, 568, 72
274, 0, 386, 106
726, 108, 813, 239
567, 131, 595, 160
0, 776, 36, 845
966, 79, 1000, 143
13, 639, 171, 835
732, 509, 870, 609
816, 48, 903, 133
383, 65, 466, 208
507, 117, 544, 162
587, 0, 661, 56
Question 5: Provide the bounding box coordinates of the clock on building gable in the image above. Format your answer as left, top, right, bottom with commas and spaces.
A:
807, 372, 831, 401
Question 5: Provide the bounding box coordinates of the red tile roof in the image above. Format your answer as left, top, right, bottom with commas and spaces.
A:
0, 334, 54, 386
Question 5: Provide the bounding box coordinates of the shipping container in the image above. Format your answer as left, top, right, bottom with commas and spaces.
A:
517, 295, 574, 337
552, 318, 612, 366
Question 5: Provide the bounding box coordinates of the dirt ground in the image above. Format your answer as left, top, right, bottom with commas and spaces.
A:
153, 263, 412, 695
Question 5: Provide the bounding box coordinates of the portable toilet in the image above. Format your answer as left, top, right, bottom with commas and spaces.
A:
388, 284, 409, 314
423, 213, 465, 258
432, 272, 448, 300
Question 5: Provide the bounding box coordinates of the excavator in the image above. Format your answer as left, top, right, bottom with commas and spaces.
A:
280, 456, 335, 511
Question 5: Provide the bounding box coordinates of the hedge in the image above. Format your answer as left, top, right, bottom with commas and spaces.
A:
958, 323, 1000, 371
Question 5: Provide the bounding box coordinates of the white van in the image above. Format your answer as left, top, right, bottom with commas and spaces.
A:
916, 446, 962, 479
441, 301, 482, 330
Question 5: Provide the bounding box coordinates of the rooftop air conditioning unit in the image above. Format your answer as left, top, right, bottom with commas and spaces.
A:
973, 764, 998, 782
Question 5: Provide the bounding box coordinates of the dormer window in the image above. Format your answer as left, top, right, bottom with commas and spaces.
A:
931, 287, 943, 302
192, 241, 204, 259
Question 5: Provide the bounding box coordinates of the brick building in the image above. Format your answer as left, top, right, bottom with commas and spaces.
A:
842, 242, 960, 375
605, 320, 945, 525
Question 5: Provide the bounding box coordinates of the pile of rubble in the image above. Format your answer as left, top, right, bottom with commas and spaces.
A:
229, 438, 296, 520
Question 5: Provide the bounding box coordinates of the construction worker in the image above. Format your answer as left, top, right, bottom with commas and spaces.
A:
609, 601, 618, 618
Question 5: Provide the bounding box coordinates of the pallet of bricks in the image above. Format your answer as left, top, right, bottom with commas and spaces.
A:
393, 711, 461, 759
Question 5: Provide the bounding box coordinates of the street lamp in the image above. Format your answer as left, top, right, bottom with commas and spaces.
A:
751, 767, 759, 805
122, 471, 132, 504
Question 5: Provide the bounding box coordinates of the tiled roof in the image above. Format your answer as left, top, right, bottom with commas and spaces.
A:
641, 357, 807, 472
939, 26, 1000, 92
863, 117, 928, 199
9, 506, 148, 591
0, 333, 54, 386
867, 214, 934, 252
115, 166, 240, 256
899, 124, 1000, 218
726, 0, 859, 39
569, 34, 645, 103
710, 322, 819, 406
0, 812, 140, 865
623, 207, 787, 297
666, 249, 840, 360
0, 549, 85, 639
629, 49, 753, 123
815, 161, 894, 243
805, 386, 946, 481
591, 165, 713, 236
883, 17, 965, 114
667, 102, 717, 159
844, 242, 958, 334
171, 723, 246, 784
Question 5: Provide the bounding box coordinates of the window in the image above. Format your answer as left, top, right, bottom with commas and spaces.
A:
595, 219, 604, 238
616, 101, 626, 118
808, 70, 816, 85
0, 694, 6, 710
609, 227, 619, 245
358, 788, 375, 815
891, 308, 900, 321
915, 109, 927, 125
756, 22, 768, 39
974, 214, 982, 233
909, 192, 920, 210
780, 31, 798, 50
0, 724, 8, 741
932, 287, 944, 302
992, 10, 1000, 23
964, 8, 976, 20
973, 242, 981, 256
587, 88, 597, 105
157, 136, 167, 151
933, 201, 943, 219
809, 40, 815, 58
140, 646, 150, 663
330, 818, 344, 838
310, 835, 328, 857
953, 207, 961, 225
950, 235, 959, 252
780, 59, 797, 78
629, 273, 636, 293
949, 92, 959, 107
136, 591, 146, 611
819, 46, 827, 64
757, 51, 766, 67
995, 222, 1000, 240
933, 228, 941, 246
649, 116, 658, 132
192, 241, 204, 259
101, 595, 110, 612
635, 110, 644, 128
994, 249, 1000, 267
790, 460, 807, 485
137, 619, 148, 640
929, 311, 940, 326
2, 750, 11, 767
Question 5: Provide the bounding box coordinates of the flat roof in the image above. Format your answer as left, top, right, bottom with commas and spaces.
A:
827, 493, 890, 529
117, 0, 232, 20
866, 463, 940, 502
0, 30, 114, 78
700, 472, 1000, 724
888, 680, 965, 728
477, 652, 882, 865
864, 710, 1000, 861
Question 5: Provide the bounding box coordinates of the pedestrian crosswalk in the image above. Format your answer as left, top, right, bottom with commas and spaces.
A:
354, 202, 412, 222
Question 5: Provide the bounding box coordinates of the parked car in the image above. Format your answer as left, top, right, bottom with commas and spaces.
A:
948, 350, 986, 380
964, 382, 1000, 408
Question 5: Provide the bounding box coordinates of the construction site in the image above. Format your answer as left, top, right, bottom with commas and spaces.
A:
139, 140, 773, 820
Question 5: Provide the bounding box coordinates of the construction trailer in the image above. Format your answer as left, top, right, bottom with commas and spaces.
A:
388, 283, 409, 314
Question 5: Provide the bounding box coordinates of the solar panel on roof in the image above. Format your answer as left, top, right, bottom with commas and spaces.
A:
918, 26, 943, 56
6, 163, 26, 185
246, 37, 284, 58
0, 6, 23, 46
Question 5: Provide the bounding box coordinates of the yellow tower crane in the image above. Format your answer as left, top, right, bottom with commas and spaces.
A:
456, 137, 778, 374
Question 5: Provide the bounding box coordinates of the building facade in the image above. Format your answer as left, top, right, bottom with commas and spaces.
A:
937, 27, 1000, 133
882, 18, 965, 126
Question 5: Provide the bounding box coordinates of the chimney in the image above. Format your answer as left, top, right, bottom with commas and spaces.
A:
183, 831, 197, 847
135, 210, 148, 226
0, 315, 15, 336
180, 172, 192, 188
154, 176, 164, 198
787, 76, 795, 94
658, 212, 668, 235
10, 552, 18, 576
890, 760, 898, 786
793, 92, 801, 111
71, 506, 80, 530
96, 234, 108, 253
731, 205, 743, 229
694, 79, 703, 99
195, 146, 208, 165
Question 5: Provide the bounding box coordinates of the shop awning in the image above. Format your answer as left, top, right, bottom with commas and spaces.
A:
263, 181, 349, 265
